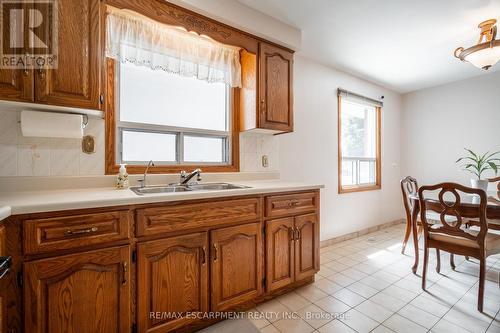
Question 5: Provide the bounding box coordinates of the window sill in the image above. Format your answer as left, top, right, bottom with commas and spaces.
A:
106, 164, 239, 175
338, 184, 381, 194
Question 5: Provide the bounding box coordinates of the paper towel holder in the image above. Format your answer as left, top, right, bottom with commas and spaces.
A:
18, 111, 89, 129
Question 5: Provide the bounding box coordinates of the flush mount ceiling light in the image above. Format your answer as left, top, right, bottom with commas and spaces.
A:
454, 19, 500, 70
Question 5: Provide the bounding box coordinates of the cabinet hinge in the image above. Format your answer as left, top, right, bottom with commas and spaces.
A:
262, 277, 266, 288
99, 93, 104, 104
17, 270, 23, 288
132, 323, 137, 333
132, 250, 137, 263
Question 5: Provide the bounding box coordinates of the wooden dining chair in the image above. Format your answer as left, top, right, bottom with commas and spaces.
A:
418, 182, 500, 312
401, 176, 450, 272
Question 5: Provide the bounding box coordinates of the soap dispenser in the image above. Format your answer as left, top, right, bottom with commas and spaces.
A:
116, 164, 129, 189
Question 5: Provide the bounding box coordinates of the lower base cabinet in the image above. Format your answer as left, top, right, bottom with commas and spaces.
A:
211, 222, 263, 311
137, 232, 209, 333
23, 246, 131, 333
266, 213, 319, 292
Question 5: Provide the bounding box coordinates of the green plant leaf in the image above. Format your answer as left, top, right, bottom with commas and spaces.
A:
488, 162, 498, 174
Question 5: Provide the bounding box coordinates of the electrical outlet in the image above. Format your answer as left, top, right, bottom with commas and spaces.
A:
262, 155, 269, 168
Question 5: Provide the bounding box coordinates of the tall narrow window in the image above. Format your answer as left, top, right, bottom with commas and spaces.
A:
338, 89, 382, 193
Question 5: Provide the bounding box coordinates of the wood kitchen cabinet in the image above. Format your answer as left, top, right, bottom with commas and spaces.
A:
35, 0, 102, 109
240, 43, 294, 133
137, 232, 209, 333
266, 213, 319, 292
0, 0, 102, 110
211, 222, 263, 311
258, 42, 293, 132
23, 246, 131, 333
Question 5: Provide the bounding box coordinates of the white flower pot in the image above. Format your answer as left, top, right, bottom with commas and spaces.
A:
470, 179, 489, 192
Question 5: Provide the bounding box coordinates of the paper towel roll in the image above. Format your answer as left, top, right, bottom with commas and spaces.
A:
21, 111, 84, 139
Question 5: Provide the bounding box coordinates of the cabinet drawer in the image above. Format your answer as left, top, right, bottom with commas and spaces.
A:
265, 192, 318, 218
137, 197, 261, 236
24, 211, 131, 255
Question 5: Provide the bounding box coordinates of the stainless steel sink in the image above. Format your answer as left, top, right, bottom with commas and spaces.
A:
130, 183, 250, 195
187, 183, 250, 191
130, 185, 191, 195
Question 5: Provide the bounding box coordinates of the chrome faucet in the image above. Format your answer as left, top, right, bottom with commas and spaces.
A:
179, 168, 202, 185
138, 160, 155, 188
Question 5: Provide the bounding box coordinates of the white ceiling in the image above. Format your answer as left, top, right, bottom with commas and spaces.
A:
237, 0, 500, 93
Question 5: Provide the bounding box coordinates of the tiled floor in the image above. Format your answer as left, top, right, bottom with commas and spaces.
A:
247, 223, 500, 333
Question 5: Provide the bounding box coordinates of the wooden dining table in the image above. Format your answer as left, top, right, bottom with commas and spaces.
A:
408, 191, 500, 274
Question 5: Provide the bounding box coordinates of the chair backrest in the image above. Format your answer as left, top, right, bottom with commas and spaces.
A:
488, 176, 500, 191
418, 182, 488, 248
401, 176, 418, 222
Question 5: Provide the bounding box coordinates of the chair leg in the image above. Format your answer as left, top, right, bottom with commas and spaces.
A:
422, 246, 429, 290
450, 254, 456, 270
435, 249, 441, 273
401, 218, 412, 255
465, 256, 470, 261
417, 225, 423, 240
478, 256, 485, 312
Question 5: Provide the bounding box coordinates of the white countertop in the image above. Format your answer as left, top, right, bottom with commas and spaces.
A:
0, 206, 11, 222
0, 180, 324, 216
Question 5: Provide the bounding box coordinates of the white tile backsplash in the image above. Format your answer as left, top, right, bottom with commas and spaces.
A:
0, 110, 279, 177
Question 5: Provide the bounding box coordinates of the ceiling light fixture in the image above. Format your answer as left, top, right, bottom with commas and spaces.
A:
454, 19, 500, 70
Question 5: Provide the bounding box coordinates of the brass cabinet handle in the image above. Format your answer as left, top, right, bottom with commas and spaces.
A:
213, 243, 218, 261
23, 53, 29, 76
260, 99, 266, 113
122, 261, 128, 285
289, 227, 295, 240
295, 227, 301, 241
38, 67, 45, 79
64, 226, 98, 235
202, 246, 206, 264
288, 200, 300, 208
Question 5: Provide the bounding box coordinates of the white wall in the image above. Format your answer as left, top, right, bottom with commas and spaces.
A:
401, 71, 500, 187
279, 56, 403, 241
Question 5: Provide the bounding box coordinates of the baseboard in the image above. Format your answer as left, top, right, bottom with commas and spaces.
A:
320, 219, 404, 248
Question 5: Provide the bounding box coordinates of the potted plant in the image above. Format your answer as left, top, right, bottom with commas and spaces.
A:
456, 148, 500, 192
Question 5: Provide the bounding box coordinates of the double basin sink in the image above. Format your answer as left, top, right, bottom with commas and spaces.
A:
130, 182, 250, 195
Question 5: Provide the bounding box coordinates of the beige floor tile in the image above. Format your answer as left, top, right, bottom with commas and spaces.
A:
442, 308, 491, 333
383, 314, 427, 333
327, 273, 356, 287
487, 323, 500, 333
371, 325, 396, 333
277, 291, 311, 311
346, 281, 379, 298
369, 291, 408, 312
312, 278, 343, 295
430, 319, 472, 333
382, 285, 419, 303
409, 294, 451, 318
323, 261, 349, 272
355, 300, 394, 323
318, 266, 336, 278
296, 304, 333, 329
339, 308, 379, 333
260, 324, 280, 333
256, 299, 290, 323
314, 296, 350, 315
341, 267, 369, 281
332, 288, 366, 307
358, 275, 392, 291
273, 317, 314, 333
247, 309, 271, 329
398, 304, 440, 329
318, 319, 357, 333
295, 284, 328, 302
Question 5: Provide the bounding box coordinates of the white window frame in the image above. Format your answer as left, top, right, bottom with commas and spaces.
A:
114, 63, 233, 166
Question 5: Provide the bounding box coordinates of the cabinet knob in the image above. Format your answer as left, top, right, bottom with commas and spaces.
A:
122, 261, 128, 285
213, 243, 218, 261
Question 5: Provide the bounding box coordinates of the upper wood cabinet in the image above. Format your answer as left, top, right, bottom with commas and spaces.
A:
137, 232, 208, 333
23, 246, 131, 333
258, 43, 293, 132
210, 222, 263, 311
240, 43, 294, 133
35, 0, 102, 109
0, 0, 102, 110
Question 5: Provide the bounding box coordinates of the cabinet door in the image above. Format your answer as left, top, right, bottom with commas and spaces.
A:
211, 222, 262, 311
259, 42, 293, 132
0, 3, 34, 102
266, 217, 294, 292
137, 232, 208, 333
24, 246, 131, 333
294, 213, 320, 281
35, 0, 101, 109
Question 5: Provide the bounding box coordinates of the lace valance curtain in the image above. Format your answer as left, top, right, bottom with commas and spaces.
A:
106, 6, 242, 87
